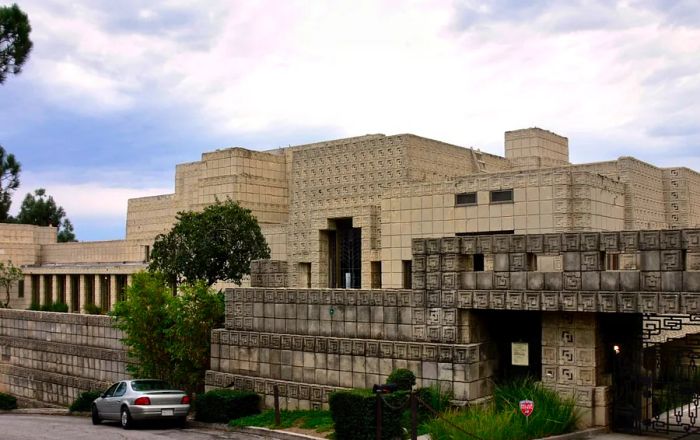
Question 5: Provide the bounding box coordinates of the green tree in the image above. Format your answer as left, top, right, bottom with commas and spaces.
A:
0, 145, 20, 222
16, 188, 77, 242
149, 200, 269, 286
0, 260, 22, 308
0, 3, 32, 84
111, 272, 223, 393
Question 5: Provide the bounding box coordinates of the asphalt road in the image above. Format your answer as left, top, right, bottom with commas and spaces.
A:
0, 414, 271, 440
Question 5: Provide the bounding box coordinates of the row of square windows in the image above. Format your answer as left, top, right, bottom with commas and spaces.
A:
455, 189, 514, 206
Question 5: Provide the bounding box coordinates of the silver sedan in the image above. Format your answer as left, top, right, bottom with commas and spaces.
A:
91, 379, 191, 429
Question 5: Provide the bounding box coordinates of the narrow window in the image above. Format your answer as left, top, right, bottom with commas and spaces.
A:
18, 279, 24, 298
474, 254, 485, 272
490, 189, 513, 203
371, 262, 382, 289
605, 254, 620, 271
527, 253, 538, 271
455, 192, 477, 206
402, 260, 412, 289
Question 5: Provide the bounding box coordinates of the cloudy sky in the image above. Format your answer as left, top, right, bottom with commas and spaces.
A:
1, 0, 699, 241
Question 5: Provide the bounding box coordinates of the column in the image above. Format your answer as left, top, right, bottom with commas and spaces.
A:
79, 275, 87, 314
24, 274, 32, 307
65, 274, 73, 312
51, 275, 58, 305
39, 275, 46, 306
94, 274, 102, 311
110, 275, 118, 311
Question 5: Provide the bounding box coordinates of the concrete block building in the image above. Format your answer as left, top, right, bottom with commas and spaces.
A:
2, 127, 698, 310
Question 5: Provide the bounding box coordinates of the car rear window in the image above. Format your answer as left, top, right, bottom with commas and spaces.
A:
131, 380, 172, 391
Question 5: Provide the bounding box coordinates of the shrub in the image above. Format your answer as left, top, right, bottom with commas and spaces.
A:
329, 388, 408, 440
387, 368, 416, 391
0, 392, 17, 410
83, 303, 103, 315
69, 390, 102, 412
50, 302, 69, 312
28, 302, 40, 311
194, 389, 260, 423
425, 377, 579, 440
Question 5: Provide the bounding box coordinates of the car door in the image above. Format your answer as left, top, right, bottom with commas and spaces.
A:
95, 383, 119, 419
102, 382, 127, 420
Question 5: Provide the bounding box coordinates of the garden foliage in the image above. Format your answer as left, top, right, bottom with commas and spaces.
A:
194, 389, 260, 423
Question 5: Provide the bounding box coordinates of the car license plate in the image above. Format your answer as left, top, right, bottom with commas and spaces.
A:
161, 409, 174, 416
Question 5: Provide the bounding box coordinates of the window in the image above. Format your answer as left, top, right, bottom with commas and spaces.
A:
474, 254, 485, 271
402, 260, 412, 289
114, 382, 127, 397
371, 262, 382, 289
605, 254, 620, 271
455, 192, 477, 206
103, 382, 120, 398
527, 253, 538, 271
490, 189, 513, 203
18, 280, 24, 298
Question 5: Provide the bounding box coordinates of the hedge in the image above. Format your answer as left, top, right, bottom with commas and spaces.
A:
329, 388, 408, 440
69, 390, 102, 412
0, 392, 17, 410
194, 389, 260, 423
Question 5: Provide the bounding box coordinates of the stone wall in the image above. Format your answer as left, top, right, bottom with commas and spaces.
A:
0, 309, 126, 407
206, 287, 495, 410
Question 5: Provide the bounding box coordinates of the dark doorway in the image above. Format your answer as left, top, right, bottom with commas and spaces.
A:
601, 313, 643, 434
326, 218, 361, 288
481, 310, 542, 380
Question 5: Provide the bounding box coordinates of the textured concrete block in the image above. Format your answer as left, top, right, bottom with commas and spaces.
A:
600, 272, 619, 291
684, 272, 700, 292
545, 273, 563, 291
460, 272, 476, 290
563, 252, 581, 272
510, 253, 528, 272
660, 250, 683, 271
620, 272, 640, 292
580, 272, 599, 291
640, 251, 660, 271
476, 272, 493, 290
528, 272, 545, 290
494, 254, 509, 272
661, 272, 683, 292
510, 272, 527, 290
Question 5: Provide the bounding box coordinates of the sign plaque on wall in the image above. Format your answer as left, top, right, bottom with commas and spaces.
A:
511, 342, 529, 366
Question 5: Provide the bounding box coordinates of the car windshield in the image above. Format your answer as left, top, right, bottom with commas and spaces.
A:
131, 380, 173, 391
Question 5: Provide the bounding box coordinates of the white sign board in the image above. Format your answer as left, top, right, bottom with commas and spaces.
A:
512, 342, 529, 366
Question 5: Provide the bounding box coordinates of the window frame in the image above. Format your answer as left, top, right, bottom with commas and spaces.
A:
490, 189, 514, 204
455, 192, 477, 207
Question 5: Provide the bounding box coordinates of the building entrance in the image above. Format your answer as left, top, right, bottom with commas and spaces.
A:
326, 218, 361, 288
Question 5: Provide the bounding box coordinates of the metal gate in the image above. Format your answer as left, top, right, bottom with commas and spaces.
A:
612, 314, 700, 438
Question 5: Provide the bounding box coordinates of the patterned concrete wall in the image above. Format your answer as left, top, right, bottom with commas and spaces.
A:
0, 309, 127, 407
206, 287, 496, 410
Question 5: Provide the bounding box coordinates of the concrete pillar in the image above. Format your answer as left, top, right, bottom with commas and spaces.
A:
65, 275, 73, 312
23, 274, 32, 308
79, 275, 87, 313
51, 275, 58, 304
110, 275, 118, 311
39, 275, 46, 306
94, 275, 102, 310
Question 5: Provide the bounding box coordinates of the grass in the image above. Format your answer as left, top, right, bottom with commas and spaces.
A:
425, 378, 579, 440
229, 409, 334, 434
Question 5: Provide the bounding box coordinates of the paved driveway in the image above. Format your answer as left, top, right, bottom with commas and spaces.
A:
0, 414, 271, 440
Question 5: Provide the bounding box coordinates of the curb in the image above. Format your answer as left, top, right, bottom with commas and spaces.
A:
538, 427, 608, 440
187, 420, 326, 439
0, 408, 80, 416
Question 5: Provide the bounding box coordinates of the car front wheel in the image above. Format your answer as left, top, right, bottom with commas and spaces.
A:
91, 405, 101, 425
120, 407, 133, 430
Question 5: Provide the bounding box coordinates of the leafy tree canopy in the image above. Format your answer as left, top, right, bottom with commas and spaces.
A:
149, 200, 270, 286
16, 188, 77, 242
0, 145, 20, 222
111, 272, 224, 393
0, 3, 33, 84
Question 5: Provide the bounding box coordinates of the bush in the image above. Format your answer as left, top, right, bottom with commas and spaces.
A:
194, 389, 260, 423
0, 392, 17, 410
28, 302, 40, 311
388, 368, 416, 391
50, 302, 69, 312
425, 378, 579, 440
69, 390, 102, 412
329, 388, 408, 440
83, 303, 103, 315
